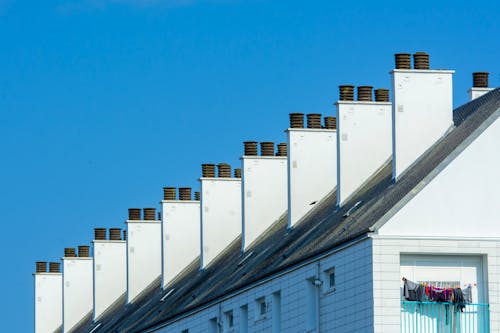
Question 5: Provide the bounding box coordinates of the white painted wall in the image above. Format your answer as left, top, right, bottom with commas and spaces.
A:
93, 240, 126, 320
151, 239, 374, 333
200, 178, 242, 268
127, 221, 162, 303
379, 113, 500, 237
336, 101, 392, 206
241, 156, 287, 251
62, 257, 93, 333
161, 200, 200, 288
391, 69, 454, 180
372, 236, 500, 333
34, 273, 62, 333
469, 87, 494, 100
287, 128, 337, 228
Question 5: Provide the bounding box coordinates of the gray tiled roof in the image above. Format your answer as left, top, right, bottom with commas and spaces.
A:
75, 88, 500, 333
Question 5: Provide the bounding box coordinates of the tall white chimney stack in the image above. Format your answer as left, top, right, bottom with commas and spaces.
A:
126, 208, 161, 303
200, 163, 242, 269
468, 72, 493, 100
92, 228, 126, 320
34, 262, 62, 333
336, 86, 392, 206
241, 141, 288, 251
391, 52, 454, 180
287, 113, 337, 228
161, 187, 200, 288
62, 246, 93, 333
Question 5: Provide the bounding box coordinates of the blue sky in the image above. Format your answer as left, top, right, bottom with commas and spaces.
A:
0, 0, 498, 330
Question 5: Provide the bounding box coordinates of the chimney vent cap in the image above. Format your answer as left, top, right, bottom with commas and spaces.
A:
179, 187, 192, 200
395, 53, 412, 69
201, 164, 216, 178
243, 141, 258, 156
234, 168, 241, 178
78, 245, 90, 257
413, 52, 430, 70
128, 208, 141, 220
339, 85, 355, 101
374, 88, 390, 102
276, 143, 288, 156
36, 261, 47, 273
109, 228, 122, 240
94, 228, 107, 240
473, 72, 489, 88
289, 113, 305, 128
163, 187, 177, 200
143, 207, 157, 220
49, 262, 61, 273
64, 247, 76, 258
306, 114, 322, 128
324, 116, 337, 130
217, 163, 232, 178
260, 142, 275, 156
357, 86, 373, 102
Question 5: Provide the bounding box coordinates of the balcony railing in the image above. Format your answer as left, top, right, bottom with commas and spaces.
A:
401, 301, 490, 333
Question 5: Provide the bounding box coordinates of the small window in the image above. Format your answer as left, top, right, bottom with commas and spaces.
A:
324, 267, 336, 292
209, 317, 218, 333
255, 296, 266, 320
328, 268, 336, 288
224, 310, 234, 331
239, 305, 248, 333
272, 291, 281, 333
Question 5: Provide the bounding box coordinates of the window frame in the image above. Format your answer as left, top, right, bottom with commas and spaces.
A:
323, 266, 336, 293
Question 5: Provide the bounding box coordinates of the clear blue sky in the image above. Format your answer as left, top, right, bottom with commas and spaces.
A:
0, 0, 498, 330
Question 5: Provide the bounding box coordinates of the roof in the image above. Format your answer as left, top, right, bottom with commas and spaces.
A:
74, 88, 500, 333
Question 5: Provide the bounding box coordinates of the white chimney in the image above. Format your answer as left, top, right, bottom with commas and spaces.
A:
468, 72, 493, 100
287, 113, 337, 228
161, 187, 200, 288
241, 142, 288, 251
62, 247, 93, 333
92, 228, 126, 320
200, 163, 242, 269
126, 208, 161, 303
336, 86, 392, 206
34, 262, 62, 333
391, 52, 454, 180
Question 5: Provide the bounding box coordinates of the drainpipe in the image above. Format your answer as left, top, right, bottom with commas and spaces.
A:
314, 262, 322, 333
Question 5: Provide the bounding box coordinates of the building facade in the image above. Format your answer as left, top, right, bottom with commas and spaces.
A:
33, 54, 499, 333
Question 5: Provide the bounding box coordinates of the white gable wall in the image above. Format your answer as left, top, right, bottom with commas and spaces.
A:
336, 101, 392, 206
469, 87, 493, 100
93, 240, 126, 320
391, 69, 454, 180
34, 273, 62, 333
161, 200, 200, 288
62, 257, 93, 333
378, 112, 500, 237
241, 156, 287, 251
200, 178, 242, 268
287, 128, 337, 228
127, 221, 162, 303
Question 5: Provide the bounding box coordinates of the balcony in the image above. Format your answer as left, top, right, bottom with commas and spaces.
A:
401, 301, 490, 332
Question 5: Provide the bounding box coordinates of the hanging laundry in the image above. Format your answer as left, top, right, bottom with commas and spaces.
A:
403, 278, 424, 301
452, 288, 466, 312
462, 285, 473, 304
428, 286, 453, 302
